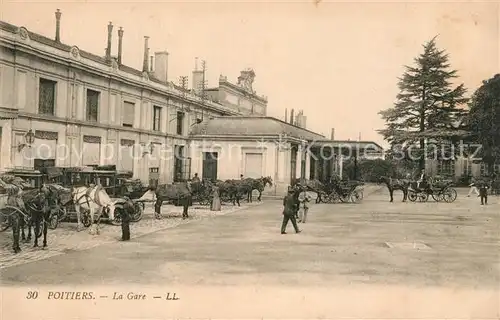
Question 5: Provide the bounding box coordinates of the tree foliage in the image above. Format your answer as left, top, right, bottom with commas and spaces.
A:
343, 159, 396, 182
378, 37, 468, 169
467, 74, 500, 172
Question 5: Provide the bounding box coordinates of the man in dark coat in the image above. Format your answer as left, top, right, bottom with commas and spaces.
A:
281, 187, 301, 234
121, 197, 134, 241
478, 181, 489, 205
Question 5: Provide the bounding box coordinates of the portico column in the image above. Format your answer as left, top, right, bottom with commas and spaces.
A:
338, 155, 343, 178
305, 148, 311, 180
296, 146, 303, 179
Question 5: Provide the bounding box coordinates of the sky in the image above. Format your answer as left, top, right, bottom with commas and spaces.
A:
1, 1, 498, 147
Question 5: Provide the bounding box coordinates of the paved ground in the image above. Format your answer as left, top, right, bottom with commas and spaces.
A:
1, 185, 498, 289
0, 201, 262, 269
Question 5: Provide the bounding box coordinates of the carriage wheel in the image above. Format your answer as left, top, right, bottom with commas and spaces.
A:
408, 191, 417, 202
443, 188, 457, 203
357, 190, 364, 200
339, 195, 350, 203
131, 203, 144, 222
350, 190, 363, 203
109, 208, 123, 226
431, 193, 443, 202
418, 193, 429, 202
324, 192, 335, 203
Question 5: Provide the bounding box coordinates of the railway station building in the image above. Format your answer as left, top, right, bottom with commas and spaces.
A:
0, 10, 384, 195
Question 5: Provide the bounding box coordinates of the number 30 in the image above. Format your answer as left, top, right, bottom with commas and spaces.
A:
26, 291, 38, 299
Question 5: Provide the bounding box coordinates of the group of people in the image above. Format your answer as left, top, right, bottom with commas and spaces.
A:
467, 175, 495, 205
280, 183, 311, 234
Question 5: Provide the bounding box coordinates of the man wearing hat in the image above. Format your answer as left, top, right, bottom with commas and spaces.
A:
298, 190, 312, 223
281, 186, 301, 234
121, 196, 134, 241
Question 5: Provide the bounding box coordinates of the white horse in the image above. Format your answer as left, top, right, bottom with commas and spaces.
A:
71, 185, 116, 235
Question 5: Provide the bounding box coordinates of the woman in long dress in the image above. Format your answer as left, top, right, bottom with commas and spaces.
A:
210, 185, 221, 211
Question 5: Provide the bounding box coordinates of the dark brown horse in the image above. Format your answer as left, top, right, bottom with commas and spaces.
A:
139, 182, 193, 219
243, 176, 273, 202
216, 179, 252, 206
378, 176, 409, 202
21, 185, 55, 248
291, 178, 326, 203
1, 185, 54, 253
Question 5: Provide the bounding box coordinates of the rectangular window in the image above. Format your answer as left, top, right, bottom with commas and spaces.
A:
176, 111, 184, 135
173, 145, 185, 182
438, 160, 455, 177
86, 89, 100, 122
38, 78, 56, 115
463, 159, 472, 176
122, 101, 135, 127
149, 167, 159, 188
153, 106, 161, 131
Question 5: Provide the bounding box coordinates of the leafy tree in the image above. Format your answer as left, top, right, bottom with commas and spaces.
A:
378, 37, 469, 170
467, 74, 500, 174
343, 159, 396, 182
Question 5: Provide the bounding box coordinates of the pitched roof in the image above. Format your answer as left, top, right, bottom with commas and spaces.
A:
189, 116, 325, 140
311, 139, 384, 151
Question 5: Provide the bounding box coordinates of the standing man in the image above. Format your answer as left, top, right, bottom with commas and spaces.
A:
417, 169, 426, 190
281, 187, 301, 234
298, 190, 311, 223
478, 180, 489, 205
192, 173, 201, 183
121, 197, 134, 241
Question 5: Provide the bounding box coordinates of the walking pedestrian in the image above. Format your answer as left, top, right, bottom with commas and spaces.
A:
298, 191, 311, 223
478, 181, 489, 205
281, 187, 301, 234
467, 177, 480, 197
121, 197, 134, 241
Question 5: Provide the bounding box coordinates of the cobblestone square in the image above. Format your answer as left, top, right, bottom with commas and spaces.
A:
1, 186, 498, 289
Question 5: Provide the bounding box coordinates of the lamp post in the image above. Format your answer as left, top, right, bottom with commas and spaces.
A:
25, 129, 35, 145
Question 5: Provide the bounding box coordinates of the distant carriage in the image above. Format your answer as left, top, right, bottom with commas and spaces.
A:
407, 177, 457, 203
295, 178, 364, 204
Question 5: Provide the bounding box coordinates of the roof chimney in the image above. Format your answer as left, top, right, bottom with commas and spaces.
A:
192, 57, 203, 95
106, 22, 113, 61
150, 56, 154, 72
142, 36, 150, 72
330, 128, 335, 140
285, 108, 288, 122
117, 27, 124, 65
154, 51, 169, 83
290, 109, 295, 125
55, 9, 62, 42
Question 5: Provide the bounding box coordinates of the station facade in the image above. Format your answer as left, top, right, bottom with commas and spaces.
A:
0, 12, 384, 194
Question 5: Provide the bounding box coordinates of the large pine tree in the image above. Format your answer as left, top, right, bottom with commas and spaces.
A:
467, 74, 500, 173
378, 37, 468, 169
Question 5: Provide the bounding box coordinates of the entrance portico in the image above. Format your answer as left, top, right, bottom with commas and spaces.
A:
306, 140, 384, 182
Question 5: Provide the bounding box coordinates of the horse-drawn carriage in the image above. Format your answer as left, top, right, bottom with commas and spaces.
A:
316, 179, 365, 204
0, 170, 48, 233
52, 166, 145, 228
4, 166, 145, 230
407, 178, 457, 203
